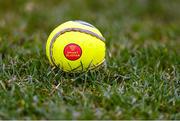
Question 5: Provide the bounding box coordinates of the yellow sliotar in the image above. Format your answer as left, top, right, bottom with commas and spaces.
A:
46, 20, 106, 72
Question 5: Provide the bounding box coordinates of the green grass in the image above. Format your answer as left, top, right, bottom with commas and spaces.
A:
0, 0, 180, 119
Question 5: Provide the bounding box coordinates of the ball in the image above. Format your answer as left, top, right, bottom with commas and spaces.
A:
46, 20, 106, 72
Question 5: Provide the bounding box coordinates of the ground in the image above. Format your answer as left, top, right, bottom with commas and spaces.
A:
0, 0, 180, 119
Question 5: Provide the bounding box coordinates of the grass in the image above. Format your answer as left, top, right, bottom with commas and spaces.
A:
0, 0, 180, 119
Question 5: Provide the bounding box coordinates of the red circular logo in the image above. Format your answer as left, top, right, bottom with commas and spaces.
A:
64, 43, 82, 61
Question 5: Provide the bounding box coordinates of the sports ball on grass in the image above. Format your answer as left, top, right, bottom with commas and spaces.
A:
46, 20, 106, 72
